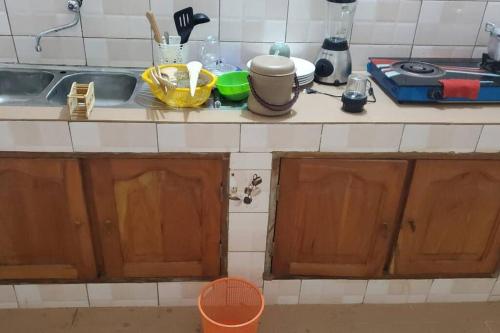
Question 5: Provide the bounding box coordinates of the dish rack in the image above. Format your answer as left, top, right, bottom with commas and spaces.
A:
156, 42, 188, 65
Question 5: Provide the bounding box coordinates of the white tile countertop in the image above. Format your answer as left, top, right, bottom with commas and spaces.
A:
1, 81, 500, 125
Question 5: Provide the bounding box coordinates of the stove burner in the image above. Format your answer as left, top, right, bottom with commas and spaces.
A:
392, 61, 445, 78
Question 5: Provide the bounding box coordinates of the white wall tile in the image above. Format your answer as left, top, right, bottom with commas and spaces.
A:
15, 284, 88, 308
85, 38, 152, 67
476, 125, 500, 152
81, 0, 150, 38
364, 280, 433, 304
351, 0, 420, 45
427, 279, 497, 303
491, 278, 500, 296
230, 153, 273, 170
411, 46, 474, 58
240, 124, 322, 152
220, 0, 288, 42
350, 44, 411, 70
158, 124, 240, 152
414, 1, 486, 46
300, 280, 367, 304
229, 213, 268, 252
286, 0, 326, 43
472, 46, 488, 58
0, 121, 72, 152
0, 0, 11, 35
158, 282, 207, 307
0, 36, 17, 63
229, 170, 271, 213
151, 0, 220, 41
70, 122, 158, 153
220, 42, 272, 69
264, 280, 301, 305
87, 283, 158, 307
0, 286, 17, 309
400, 124, 482, 153
227, 252, 265, 287
5, 0, 82, 36
288, 43, 322, 64
14, 36, 85, 66
321, 124, 404, 152
476, 2, 500, 46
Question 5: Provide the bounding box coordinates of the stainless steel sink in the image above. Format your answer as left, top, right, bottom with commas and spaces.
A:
0, 70, 54, 103
0, 64, 246, 111
47, 72, 137, 106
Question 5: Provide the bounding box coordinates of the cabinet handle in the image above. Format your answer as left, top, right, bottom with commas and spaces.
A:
408, 220, 416, 232
73, 220, 82, 227
104, 219, 112, 226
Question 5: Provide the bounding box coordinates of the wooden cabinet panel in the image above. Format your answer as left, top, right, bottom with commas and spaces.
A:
272, 158, 408, 278
394, 160, 500, 276
87, 158, 224, 279
0, 158, 96, 280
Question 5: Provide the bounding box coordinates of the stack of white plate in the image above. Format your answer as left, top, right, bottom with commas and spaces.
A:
247, 57, 316, 86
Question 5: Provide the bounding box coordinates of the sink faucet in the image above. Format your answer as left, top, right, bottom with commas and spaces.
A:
35, 0, 83, 52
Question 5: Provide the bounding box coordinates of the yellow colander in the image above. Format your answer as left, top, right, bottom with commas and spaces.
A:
141, 64, 217, 108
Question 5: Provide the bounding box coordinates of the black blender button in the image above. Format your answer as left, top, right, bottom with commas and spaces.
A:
315, 59, 334, 77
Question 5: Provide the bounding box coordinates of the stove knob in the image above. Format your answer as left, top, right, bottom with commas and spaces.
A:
315, 59, 334, 78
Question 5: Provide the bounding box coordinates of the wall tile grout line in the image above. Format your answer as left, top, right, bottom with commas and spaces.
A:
398, 124, 406, 152
474, 124, 485, 152
409, 0, 425, 58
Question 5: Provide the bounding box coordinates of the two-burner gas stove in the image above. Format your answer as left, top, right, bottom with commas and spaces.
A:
367, 55, 500, 103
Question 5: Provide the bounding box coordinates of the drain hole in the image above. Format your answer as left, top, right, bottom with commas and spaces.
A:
60, 71, 67, 74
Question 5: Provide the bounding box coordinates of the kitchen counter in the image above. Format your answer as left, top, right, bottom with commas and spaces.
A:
1, 81, 500, 125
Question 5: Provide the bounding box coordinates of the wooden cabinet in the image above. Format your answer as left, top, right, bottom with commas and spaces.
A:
0, 158, 96, 280
86, 157, 225, 279
272, 158, 408, 278
393, 160, 500, 276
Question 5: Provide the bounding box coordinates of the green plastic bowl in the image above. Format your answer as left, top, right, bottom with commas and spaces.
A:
216, 71, 250, 101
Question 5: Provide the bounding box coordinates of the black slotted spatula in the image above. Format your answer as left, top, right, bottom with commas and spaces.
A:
174, 7, 210, 44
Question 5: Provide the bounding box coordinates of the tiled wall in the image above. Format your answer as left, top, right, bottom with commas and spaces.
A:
0, 0, 498, 70
1, 120, 500, 308
1, 278, 499, 308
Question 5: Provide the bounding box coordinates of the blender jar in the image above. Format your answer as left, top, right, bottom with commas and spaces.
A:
325, 0, 357, 46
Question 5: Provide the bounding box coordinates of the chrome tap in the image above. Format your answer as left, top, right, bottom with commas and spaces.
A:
35, 0, 83, 52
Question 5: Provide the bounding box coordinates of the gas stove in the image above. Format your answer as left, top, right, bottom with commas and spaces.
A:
367, 55, 500, 103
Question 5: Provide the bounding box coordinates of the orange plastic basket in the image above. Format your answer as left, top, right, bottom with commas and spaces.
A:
198, 278, 265, 333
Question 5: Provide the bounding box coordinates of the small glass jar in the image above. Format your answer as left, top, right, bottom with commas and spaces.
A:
342, 73, 368, 113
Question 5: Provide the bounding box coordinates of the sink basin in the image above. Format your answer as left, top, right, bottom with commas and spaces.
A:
0, 70, 54, 103
47, 73, 137, 107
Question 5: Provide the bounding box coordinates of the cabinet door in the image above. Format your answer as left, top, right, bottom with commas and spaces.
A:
272, 158, 408, 278
0, 158, 96, 280
87, 158, 225, 279
394, 160, 500, 276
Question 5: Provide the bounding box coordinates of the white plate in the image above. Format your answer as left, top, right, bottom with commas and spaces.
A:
247, 56, 316, 78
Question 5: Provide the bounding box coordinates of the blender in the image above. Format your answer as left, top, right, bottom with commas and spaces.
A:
315, 0, 357, 85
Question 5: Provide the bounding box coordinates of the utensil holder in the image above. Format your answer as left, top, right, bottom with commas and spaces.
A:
156, 42, 188, 65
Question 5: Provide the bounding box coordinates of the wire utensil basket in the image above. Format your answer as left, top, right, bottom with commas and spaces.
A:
156, 42, 188, 65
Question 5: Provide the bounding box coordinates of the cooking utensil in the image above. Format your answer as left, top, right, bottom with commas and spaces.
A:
216, 71, 250, 101
187, 61, 202, 97
485, 22, 500, 61
146, 11, 162, 43
164, 31, 170, 44
173, 7, 210, 44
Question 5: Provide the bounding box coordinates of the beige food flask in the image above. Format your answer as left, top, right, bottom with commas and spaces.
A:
247, 55, 300, 116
